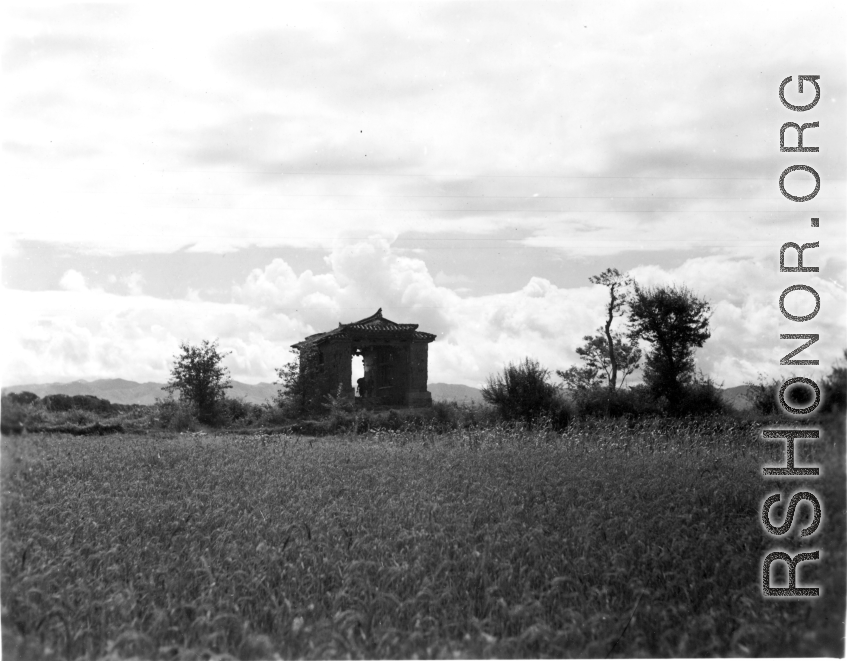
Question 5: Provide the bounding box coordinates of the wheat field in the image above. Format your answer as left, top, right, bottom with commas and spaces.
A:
2, 417, 844, 659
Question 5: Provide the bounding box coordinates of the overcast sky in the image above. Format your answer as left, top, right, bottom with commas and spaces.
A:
2, 2, 845, 389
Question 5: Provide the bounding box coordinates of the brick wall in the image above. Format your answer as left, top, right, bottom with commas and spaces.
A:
409, 342, 429, 393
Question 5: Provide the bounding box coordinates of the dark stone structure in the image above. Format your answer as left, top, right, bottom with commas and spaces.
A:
292, 309, 436, 407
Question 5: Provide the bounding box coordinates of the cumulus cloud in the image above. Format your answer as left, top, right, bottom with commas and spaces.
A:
123, 272, 144, 296
235, 236, 460, 338
4, 238, 599, 386
434, 271, 472, 291
59, 269, 86, 291
4, 237, 846, 388
629, 256, 846, 386
2, 287, 309, 385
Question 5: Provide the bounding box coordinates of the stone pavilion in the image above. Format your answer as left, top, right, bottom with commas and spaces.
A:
291, 309, 436, 407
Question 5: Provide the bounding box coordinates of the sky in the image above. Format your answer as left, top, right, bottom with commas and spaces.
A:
2, 1, 846, 389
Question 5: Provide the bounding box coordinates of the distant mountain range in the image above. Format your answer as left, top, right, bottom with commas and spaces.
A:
720, 384, 753, 410
428, 383, 486, 404
2, 378, 486, 407
1, 379, 752, 409
2, 379, 281, 406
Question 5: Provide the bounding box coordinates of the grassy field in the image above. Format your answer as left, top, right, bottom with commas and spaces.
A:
2, 416, 844, 659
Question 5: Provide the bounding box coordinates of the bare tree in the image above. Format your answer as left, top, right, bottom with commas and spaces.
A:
588, 268, 634, 392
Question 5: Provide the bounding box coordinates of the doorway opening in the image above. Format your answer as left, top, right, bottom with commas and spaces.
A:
351, 354, 364, 397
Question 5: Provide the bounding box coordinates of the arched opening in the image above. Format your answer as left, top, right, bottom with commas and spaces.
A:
351, 353, 364, 397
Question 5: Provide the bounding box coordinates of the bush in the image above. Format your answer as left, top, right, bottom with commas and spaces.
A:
744, 376, 781, 416
41, 394, 113, 414
353, 410, 374, 434
218, 397, 266, 427
567, 384, 660, 419
65, 409, 97, 426
323, 384, 355, 417
677, 376, 728, 416
1, 396, 27, 435
821, 352, 846, 414
6, 391, 39, 406
41, 394, 75, 412
258, 403, 291, 427
431, 401, 459, 430
154, 397, 198, 432
482, 358, 569, 430
745, 357, 846, 417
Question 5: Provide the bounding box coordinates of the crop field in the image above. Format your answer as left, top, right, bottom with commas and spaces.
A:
2, 416, 844, 659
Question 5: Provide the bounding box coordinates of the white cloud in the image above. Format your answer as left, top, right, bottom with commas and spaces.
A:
1, 287, 306, 385
123, 272, 144, 296
629, 256, 847, 386
4, 238, 846, 388
434, 271, 472, 288
3, 3, 843, 259
59, 269, 86, 291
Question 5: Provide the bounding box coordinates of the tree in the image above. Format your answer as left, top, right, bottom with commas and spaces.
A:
275, 349, 301, 408
589, 268, 634, 392
558, 330, 641, 392
556, 363, 603, 392
627, 284, 711, 412
275, 346, 322, 415
164, 339, 232, 424
482, 357, 567, 429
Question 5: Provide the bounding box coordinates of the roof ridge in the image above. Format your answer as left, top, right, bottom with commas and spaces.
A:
292, 309, 435, 348
343, 307, 420, 327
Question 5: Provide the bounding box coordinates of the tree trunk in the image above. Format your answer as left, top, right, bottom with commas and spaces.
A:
605, 285, 618, 393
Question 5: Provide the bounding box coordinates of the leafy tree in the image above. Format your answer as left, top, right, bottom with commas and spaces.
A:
275, 350, 300, 407
482, 357, 567, 429
556, 363, 603, 392
558, 330, 641, 392
275, 346, 322, 415
589, 268, 634, 392
164, 339, 232, 424
627, 284, 711, 413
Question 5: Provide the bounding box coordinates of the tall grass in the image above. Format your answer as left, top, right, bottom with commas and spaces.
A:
2, 415, 843, 659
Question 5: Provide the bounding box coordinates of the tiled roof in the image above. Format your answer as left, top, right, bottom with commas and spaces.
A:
341, 308, 413, 328
293, 308, 436, 348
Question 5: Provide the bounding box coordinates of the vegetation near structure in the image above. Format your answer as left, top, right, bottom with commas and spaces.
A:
275, 346, 323, 416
